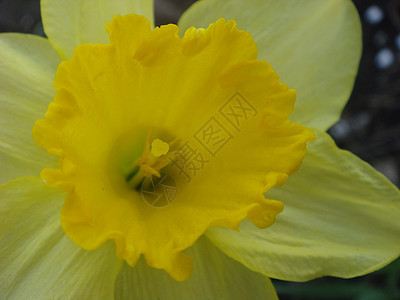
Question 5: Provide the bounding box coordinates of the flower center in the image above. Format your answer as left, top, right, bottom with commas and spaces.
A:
126, 130, 178, 189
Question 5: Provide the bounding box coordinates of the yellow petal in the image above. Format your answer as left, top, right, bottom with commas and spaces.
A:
33, 15, 313, 280
0, 33, 59, 183
41, 0, 154, 60
115, 236, 278, 300
206, 130, 400, 281
0, 177, 122, 299
179, 0, 362, 131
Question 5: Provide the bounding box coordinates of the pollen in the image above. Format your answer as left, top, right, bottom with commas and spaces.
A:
151, 139, 169, 157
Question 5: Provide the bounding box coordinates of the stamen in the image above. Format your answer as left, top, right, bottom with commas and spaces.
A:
126, 132, 178, 189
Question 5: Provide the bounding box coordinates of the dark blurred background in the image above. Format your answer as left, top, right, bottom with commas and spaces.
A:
1, 0, 399, 299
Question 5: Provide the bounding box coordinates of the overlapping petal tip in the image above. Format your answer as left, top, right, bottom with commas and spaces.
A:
41, 0, 155, 60
179, 0, 362, 131
0, 177, 122, 299
114, 236, 278, 300
206, 130, 400, 281
0, 33, 60, 183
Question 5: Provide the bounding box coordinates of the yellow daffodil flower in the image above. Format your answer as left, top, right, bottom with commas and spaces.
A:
1, 0, 399, 299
